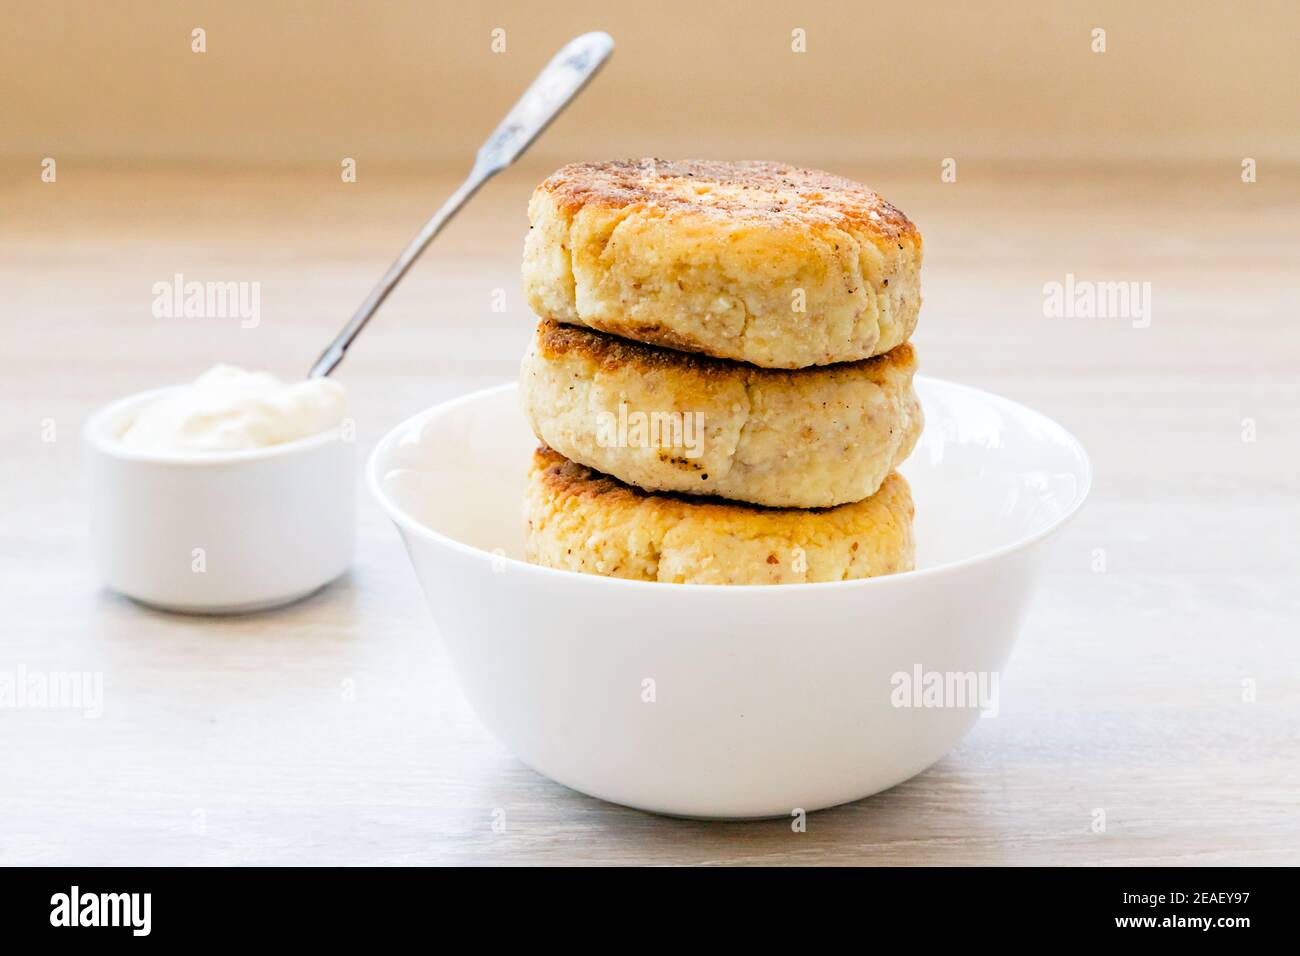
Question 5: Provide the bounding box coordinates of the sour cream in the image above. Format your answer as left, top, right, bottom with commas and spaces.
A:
119, 365, 348, 453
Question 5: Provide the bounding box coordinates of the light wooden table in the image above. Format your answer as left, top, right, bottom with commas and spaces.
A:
2, 160, 1297, 865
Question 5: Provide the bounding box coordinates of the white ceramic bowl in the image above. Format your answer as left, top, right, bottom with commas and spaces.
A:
369, 378, 1090, 818
86, 387, 356, 614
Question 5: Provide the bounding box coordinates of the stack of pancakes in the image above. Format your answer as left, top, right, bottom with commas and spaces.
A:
518, 160, 923, 585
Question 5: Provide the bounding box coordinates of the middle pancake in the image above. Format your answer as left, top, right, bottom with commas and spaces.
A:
520, 319, 923, 509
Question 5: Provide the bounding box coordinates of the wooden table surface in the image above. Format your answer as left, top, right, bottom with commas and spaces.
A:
2, 159, 1297, 865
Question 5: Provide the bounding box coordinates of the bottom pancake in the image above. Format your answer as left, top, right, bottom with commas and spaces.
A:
524, 447, 915, 585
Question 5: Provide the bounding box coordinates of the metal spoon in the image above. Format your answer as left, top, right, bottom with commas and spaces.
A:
308, 31, 615, 379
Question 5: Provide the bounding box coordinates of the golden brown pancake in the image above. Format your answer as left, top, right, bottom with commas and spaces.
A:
524, 447, 915, 585
520, 320, 922, 508
523, 159, 922, 368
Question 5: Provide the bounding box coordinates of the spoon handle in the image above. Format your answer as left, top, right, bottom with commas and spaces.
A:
309, 31, 615, 379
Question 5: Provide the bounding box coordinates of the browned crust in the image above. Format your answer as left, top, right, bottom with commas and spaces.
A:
531, 445, 910, 517
532, 445, 718, 510
534, 319, 915, 383
536, 159, 919, 241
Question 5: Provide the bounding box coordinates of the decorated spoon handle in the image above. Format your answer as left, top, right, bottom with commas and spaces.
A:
309, 31, 615, 379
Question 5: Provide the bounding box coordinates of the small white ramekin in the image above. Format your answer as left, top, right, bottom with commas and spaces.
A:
85, 387, 356, 614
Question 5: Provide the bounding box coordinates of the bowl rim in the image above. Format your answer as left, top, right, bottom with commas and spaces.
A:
84, 385, 347, 465
367, 376, 1093, 592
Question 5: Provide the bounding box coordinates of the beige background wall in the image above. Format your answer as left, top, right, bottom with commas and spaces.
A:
4, 0, 1297, 166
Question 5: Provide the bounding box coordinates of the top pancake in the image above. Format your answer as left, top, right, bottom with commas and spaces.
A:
522, 159, 922, 368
